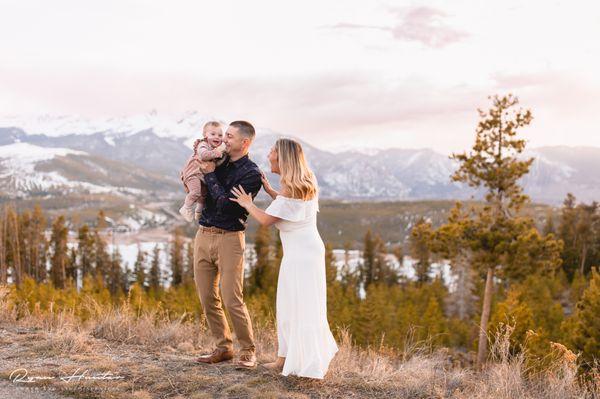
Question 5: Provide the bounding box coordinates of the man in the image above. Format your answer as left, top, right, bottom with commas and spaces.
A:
193, 120, 262, 369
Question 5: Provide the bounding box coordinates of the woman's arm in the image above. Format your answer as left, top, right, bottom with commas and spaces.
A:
245, 203, 281, 226
260, 171, 279, 200
230, 185, 281, 226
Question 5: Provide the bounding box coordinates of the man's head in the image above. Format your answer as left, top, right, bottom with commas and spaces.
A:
224, 120, 255, 158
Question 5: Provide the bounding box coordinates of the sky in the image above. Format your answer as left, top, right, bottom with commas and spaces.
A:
0, 0, 599, 153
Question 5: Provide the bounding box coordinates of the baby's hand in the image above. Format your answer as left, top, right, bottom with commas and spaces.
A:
216, 142, 227, 153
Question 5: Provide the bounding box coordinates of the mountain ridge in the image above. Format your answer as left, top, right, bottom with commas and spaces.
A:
1, 117, 598, 205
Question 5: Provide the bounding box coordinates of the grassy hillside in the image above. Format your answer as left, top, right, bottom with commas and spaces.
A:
1, 285, 596, 399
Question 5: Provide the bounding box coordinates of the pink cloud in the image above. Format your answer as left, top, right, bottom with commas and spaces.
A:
326, 6, 469, 49
390, 6, 469, 48
2, 66, 597, 153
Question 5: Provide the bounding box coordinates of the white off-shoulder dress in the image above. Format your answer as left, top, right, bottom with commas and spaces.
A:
264, 194, 339, 379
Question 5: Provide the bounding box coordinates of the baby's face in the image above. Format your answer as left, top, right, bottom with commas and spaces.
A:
204, 126, 223, 148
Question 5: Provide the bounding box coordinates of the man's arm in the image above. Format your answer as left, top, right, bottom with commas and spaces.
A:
204, 169, 262, 216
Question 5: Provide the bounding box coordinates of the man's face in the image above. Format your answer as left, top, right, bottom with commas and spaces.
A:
223, 126, 248, 154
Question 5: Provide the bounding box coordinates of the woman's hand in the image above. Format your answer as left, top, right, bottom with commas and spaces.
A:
260, 171, 278, 199
230, 185, 253, 209
231, 183, 281, 227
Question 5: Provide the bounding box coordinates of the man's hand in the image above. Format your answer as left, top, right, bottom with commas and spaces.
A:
199, 160, 216, 174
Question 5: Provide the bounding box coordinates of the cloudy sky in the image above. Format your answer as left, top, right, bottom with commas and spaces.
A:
0, 0, 599, 153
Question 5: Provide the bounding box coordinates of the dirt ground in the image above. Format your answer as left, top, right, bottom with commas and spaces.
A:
0, 324, 376, 399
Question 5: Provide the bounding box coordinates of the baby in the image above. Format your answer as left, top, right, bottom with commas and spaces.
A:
179, 121, 228, 222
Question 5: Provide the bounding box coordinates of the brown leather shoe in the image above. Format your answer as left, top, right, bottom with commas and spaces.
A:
235, 353, 257, 369
195, 348, 234, 364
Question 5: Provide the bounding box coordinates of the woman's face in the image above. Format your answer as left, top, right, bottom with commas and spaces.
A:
268, 145, 280, 174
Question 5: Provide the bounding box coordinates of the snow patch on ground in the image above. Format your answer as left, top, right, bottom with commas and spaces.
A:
0, 142, 86, 161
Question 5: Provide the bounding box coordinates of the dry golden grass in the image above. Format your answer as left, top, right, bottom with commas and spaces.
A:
0, 286, 598, 399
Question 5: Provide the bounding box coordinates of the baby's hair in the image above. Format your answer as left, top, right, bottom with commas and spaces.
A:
202, 121, 223, 136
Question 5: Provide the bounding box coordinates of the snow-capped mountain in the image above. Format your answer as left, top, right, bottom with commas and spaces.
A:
0, 142, 90, 195
0, 110, 215, 139
1, 112, 599, 205
0, 141, 179, 199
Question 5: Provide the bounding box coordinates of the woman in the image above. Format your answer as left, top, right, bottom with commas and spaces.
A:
230, 138, 338, 379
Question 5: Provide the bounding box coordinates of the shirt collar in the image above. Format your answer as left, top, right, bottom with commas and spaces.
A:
229, 154, 249, 168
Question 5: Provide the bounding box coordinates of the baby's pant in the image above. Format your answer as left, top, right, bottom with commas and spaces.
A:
183, 177, 207, 209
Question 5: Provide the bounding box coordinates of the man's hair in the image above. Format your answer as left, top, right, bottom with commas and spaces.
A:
229, 120, 255, 141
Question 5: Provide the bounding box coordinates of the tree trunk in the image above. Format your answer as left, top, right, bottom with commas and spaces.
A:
477, 266, 495, 368
13, 210, 22, 286
580, 244, 587, 275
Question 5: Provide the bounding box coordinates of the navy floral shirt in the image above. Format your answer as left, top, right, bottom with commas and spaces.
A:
199, 154, 262, 231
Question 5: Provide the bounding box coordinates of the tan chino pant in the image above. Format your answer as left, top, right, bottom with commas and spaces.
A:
193, 227, 255, 355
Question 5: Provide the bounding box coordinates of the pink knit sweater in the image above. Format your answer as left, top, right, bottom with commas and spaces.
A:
180, 139, 227, 183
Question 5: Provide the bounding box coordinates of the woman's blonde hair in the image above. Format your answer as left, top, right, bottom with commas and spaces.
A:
276, 138, 318, 201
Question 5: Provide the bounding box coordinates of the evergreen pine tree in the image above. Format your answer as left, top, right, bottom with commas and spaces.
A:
449, 94, 562, 367
169, 229, 184, 287
66, 246, 78, 283
359, 229, 376, 289
373, 236, 399, 286
183, 241, 194, 286
432, 203, 478, 320
247, 225, 272, 295
542, 211, 556, 237
420, 295, 448, 346
18, 210, 32, 278
558, 193, 579, 279
77, 224, 94, 279
567, 268, 600, 365
148, 245, 162, 293
0, 206, 7, 284
575, 202, 600, 276
133, 245, 147, 289
108, 248, 124, 296
30, 204, 48, 282
339, 241, 357, 292
93, 227, 110, 284
49, 215, 68, 288
410, 218, 433, 284
325, 242, 337, 285
5, 206, 23, 285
